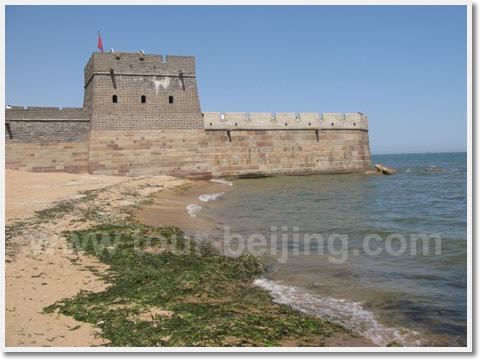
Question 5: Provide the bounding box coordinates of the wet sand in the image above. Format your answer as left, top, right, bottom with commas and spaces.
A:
133, 180, 231, 234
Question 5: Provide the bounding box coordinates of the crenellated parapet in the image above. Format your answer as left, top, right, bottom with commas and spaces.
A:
5, 107, 89, 121
203, 112, 368, 130
84, 52, 196, 87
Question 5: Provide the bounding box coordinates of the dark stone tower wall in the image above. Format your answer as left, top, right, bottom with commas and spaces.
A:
85, 52, 210, 177
84, 52, 203, 130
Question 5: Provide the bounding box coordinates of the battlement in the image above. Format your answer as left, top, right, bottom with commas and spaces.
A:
84, 52, 196, 86
5, 107, 90, 121
203, 112, 368, 130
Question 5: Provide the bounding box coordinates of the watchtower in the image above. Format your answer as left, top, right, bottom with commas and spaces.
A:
83, 51, 203, 130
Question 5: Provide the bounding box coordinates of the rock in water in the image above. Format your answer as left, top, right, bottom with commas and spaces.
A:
364, 169, 382, 176
374, 164, 397, 175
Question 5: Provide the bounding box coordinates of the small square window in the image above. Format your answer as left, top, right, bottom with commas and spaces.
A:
169, 96, 174, 104
141, 95, 146, 104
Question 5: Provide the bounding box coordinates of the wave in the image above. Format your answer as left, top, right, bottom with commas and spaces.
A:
186, 204, 202, 217
199, 192, 225, 202
253, 278, 423, 347
210, 178, 233, 186
402, 167, 466, 173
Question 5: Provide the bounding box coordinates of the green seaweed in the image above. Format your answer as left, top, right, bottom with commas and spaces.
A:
386, 342, 403, 347
44, 224, 344, 347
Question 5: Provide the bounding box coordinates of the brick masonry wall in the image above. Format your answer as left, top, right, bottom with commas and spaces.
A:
5, 107, 90, 143
5, 142, 89, 173
206, 129, 371, 177
5, 122, 371, 178
86, 74, 202, 130
87, 76, 201, 116
5, 107, 89, 120
85, 52, 203, 131
5, 121, 90, 143
5, 107, 90, 173
88, 130, 211, 178
86, 128, 371, 178
90, 113, 203, 131
84, 53, 196, 82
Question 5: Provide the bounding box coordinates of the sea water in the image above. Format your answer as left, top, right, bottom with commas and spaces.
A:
202, 152, 467, 346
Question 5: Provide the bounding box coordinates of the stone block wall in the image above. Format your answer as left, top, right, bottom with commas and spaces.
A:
84, 53, 196, 82
5, 107, 90, 143
84, 52, 202, 131
205, 129, 371, 177
5, 108, 371, 177
5, 142, 89, 173
87, 75, 202, 130
5, 107, 90, 173
88, 130, 211, 178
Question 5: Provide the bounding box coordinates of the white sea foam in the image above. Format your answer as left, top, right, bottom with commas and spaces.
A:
210, 178, 233, 186
186, 204, 202, 217
198, 192, 225, 202
253, 278, 422, 347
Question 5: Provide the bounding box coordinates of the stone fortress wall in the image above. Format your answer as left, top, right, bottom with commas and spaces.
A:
204, 112, 370, 177
5, 107, 90, 173
5, 51, 372, 178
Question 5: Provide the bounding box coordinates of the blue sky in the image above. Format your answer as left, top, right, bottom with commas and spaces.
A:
5, 5, 467, 154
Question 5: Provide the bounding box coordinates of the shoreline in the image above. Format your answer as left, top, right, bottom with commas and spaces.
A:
5, 169, 375, 347
131, 177, 376, 347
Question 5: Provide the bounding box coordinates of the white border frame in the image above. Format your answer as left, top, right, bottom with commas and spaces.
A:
1, 0, 473, 353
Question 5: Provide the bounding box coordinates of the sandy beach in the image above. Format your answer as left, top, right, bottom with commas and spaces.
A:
5, 169, 374, 347
5, 169, 189, 347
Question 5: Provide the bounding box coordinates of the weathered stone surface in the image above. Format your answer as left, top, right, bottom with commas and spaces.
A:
364, 169, 382, 176
88, 129, 211, 177
206, 129, 371, 177
85, 53, 202, 131
5, 141, 89, 173
374, 164, 397, 175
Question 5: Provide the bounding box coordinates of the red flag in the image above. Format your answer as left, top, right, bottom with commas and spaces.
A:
98, 32, 104, 53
